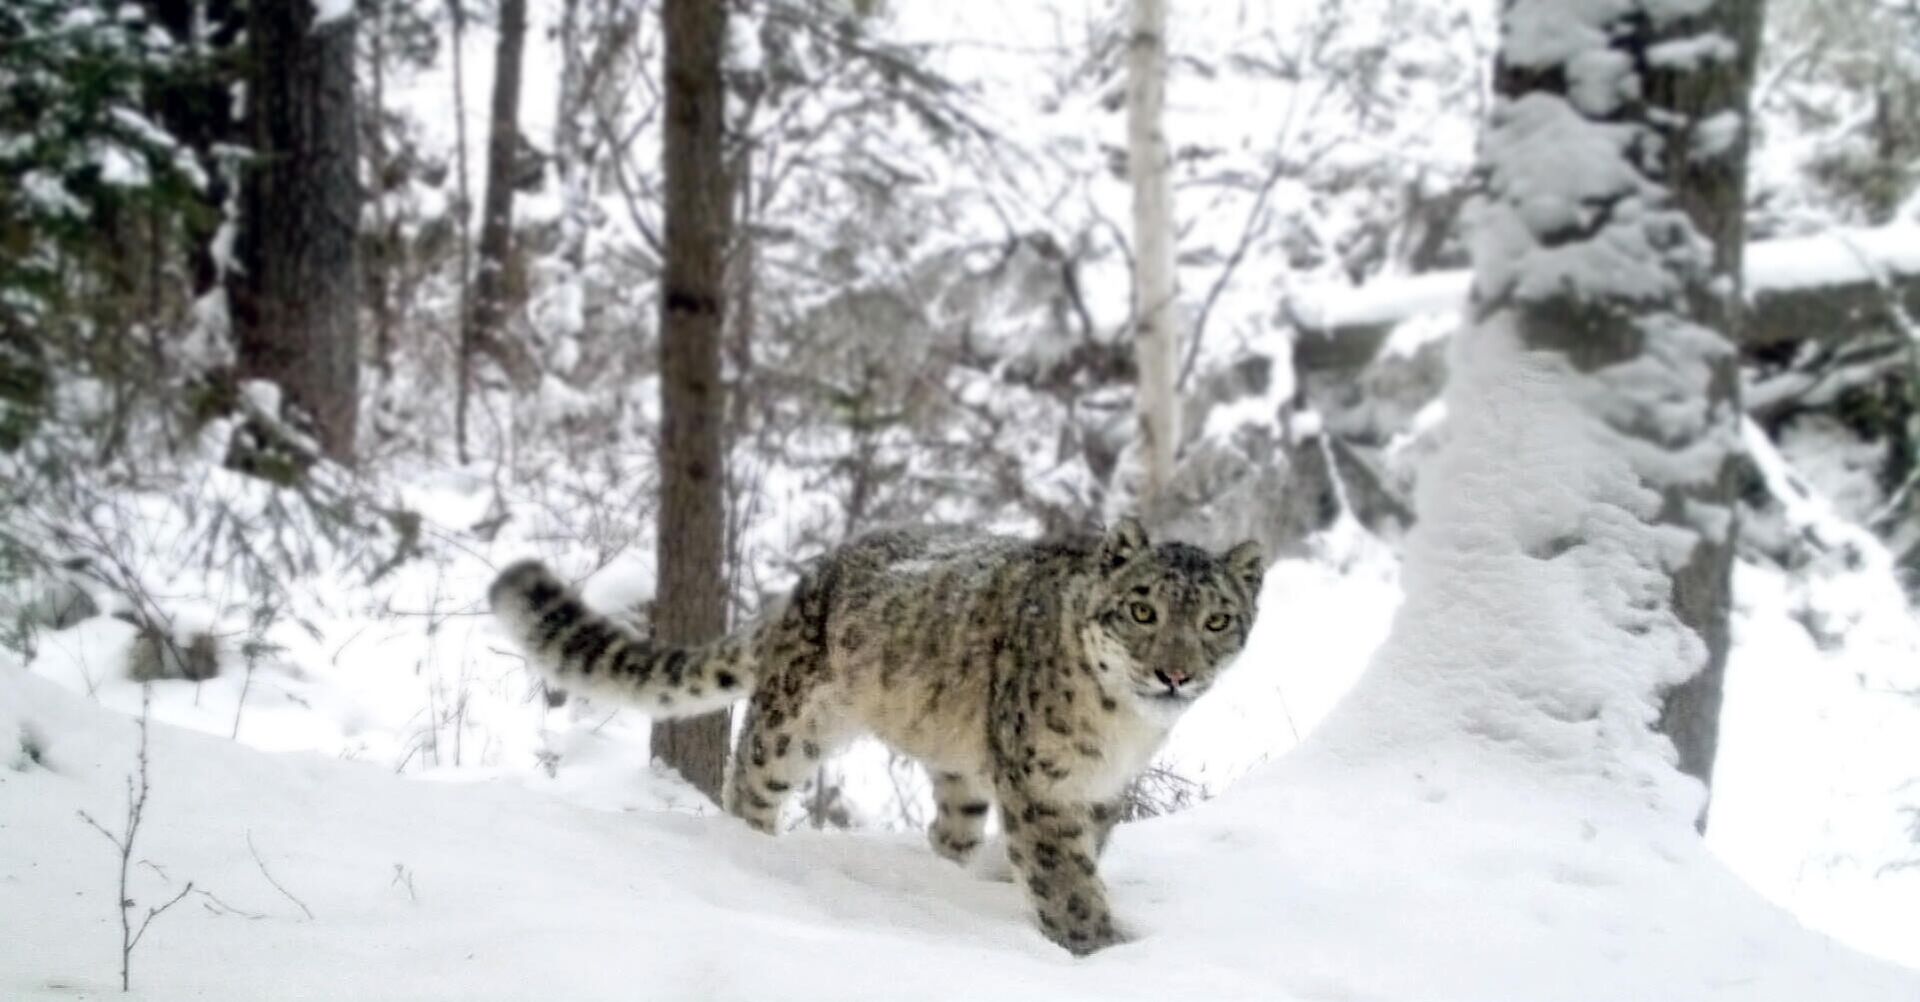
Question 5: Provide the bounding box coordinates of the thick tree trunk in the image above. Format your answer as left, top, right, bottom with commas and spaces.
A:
650, 0, 734, 804
465, 0, 531, 394
1642, 0, 1766, 824
231, 0, 361, 464
1127, 0, 1178, 501
1485, 0, 1763, 830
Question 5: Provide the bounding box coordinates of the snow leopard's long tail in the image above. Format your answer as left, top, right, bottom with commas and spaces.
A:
488, 560, 756, 717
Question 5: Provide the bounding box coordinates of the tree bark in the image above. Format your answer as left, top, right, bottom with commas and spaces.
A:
650, 0, 734, 804
465, 0, 530, 395
1484, 0, 1764, 830
230, 0, 361, 464
1641, 0, 1766, 826
364, 0, 393, 383
1127, 0, 1178, 502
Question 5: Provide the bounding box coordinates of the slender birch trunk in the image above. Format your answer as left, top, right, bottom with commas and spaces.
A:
1128, 0, 1178, 501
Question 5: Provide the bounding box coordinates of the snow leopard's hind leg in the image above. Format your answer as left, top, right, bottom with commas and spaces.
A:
928, 770, 993, 863
726, 568, 844, 834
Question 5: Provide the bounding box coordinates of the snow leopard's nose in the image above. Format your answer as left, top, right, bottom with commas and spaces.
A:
1155, 668, 1190, 690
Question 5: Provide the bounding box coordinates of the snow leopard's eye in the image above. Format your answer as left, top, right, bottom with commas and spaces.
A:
1129, 601, 1157, 625
1204, 613, 1232, 632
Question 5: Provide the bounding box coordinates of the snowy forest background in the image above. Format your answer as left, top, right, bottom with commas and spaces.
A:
4, 0, 1920, 995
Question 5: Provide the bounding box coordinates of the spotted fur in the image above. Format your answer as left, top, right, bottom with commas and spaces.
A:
489, 518, 1264, 955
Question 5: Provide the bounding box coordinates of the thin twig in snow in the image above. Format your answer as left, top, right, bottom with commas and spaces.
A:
246, 830, 314, 920
77, 686, 194, 991
391, 863, 420, 903
194, 887, 268, 920
129, 882, 196, 956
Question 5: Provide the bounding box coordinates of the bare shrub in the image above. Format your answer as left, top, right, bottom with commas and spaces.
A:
76, 687, 194, 993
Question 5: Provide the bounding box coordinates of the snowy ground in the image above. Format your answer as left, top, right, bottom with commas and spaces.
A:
1709, 561, 1920, 968
8, 500, 1920, 993
4, 664, 1916, 1002
5, 509, 1919, 997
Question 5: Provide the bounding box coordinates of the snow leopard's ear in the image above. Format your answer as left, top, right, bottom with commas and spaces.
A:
1223, 539, 1266, 595
1101, 516, 1151, 574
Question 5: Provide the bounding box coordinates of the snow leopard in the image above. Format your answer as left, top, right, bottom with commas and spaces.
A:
489, 518, 1264, 955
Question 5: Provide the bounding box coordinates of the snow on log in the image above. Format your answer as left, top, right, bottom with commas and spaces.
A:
1290, 226, 1920, 374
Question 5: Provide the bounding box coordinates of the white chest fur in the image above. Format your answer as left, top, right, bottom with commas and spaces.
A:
1054, 627, 1171, 803
1073, 711, 1165, 802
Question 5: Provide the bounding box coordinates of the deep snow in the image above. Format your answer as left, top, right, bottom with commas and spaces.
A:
3, 664, 1915, 1001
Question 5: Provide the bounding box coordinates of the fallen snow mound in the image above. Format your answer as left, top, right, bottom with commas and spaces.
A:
1, 669, 1912, 1001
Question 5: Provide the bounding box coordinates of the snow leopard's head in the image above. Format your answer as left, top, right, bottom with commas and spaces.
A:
1088, 517, 1264, 716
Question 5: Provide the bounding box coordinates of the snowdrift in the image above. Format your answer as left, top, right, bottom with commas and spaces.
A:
3, 669, 1912, 1001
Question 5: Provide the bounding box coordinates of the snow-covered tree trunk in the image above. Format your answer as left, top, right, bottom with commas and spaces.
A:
650, 0, 733, 804
1128, 0, 1178, 501
1305, 0, 1762, 832
231, 0, 361, 463
1480, 0, 1764, 822
1623, 0, 1765, 818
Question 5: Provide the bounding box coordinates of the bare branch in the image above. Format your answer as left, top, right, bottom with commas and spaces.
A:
194, 888, 267, 920
247, 830, 315, 920
127, 882, 195, 954
77, 686, 197, 990
1179, 156, 1291, 390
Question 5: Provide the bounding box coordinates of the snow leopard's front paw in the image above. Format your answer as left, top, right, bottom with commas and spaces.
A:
1042, 907, 1129, 957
